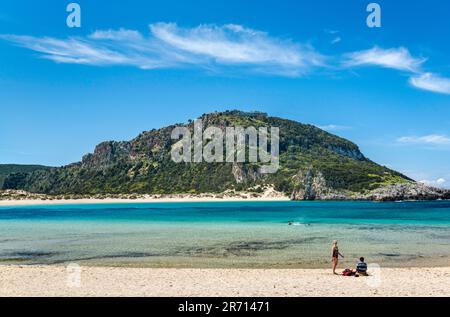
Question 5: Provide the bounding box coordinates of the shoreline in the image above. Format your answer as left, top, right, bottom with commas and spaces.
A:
0, 265, 449, 296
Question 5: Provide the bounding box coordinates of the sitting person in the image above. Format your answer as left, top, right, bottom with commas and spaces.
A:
343, 257, 369, 277
355, 257, 368, 276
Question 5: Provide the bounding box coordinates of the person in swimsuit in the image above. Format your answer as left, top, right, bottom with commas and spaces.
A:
331, 240, 344, 274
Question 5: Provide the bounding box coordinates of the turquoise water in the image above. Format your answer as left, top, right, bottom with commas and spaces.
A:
1, 201, 450, 268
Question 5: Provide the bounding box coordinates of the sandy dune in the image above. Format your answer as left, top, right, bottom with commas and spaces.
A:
0, 191, 289, 207
1, 266, 449, 297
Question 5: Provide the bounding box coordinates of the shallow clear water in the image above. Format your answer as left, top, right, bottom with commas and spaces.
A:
0, 201, 449, 268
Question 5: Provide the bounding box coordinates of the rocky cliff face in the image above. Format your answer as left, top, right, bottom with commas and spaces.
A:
327, 146, 365, 161
291, 169, 331, 200
81, 141, 132, 169
231, 164, 261, 184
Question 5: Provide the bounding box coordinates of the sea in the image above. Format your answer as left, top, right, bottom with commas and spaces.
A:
1, 201, 449, 268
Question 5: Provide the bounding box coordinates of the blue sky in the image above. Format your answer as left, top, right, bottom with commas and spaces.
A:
1, 0, 450, 188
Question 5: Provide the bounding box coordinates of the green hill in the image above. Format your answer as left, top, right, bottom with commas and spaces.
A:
0, 164, 51, 188
2, 111, 423, 200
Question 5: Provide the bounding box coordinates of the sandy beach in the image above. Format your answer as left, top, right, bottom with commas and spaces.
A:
0, 189, 290, 207
0, 196, 290, 207
1, 266, 449, 297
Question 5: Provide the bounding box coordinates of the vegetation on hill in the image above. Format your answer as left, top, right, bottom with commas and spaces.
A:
0, 164, 51, 188
2, 111, 414, 198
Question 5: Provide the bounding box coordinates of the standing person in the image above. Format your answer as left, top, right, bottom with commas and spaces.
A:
331, 240, 344, 274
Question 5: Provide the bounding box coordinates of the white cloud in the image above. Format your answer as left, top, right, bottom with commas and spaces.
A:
89, 28, 144, 41
419, 178, 446, 188
397, 134, 450, 146
0, 23, 325, 77
409, 72, 450, 95
344, 47, 450, 96
331, 37, 341, 45
153, 23, 265, 63
325, 29, 339, 35
344, 46, 425, 72
149, 23, 325, 76
3, 25, 450, 96
0, 33, 166, 69
318, 124, 350, 132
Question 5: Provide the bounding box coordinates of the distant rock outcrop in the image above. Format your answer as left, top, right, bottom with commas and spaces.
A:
358, 183, 450, 201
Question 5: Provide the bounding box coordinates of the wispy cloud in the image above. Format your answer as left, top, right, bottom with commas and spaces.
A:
397, 134, 450, 146
318, 124, 350, 132
344, 46, 450, 95
2, 24, 450, 96
419, 178, 447, 188
324, 29, 339, 35
324, 29, 341, 45
331, 37, 341, 45
0, 31, 165, 69
409, 72, 450, 95
0, 23, 325, 77
344, 46, 425, 72
151, 23, 325, 73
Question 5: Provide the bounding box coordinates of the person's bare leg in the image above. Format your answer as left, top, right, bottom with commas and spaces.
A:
332, 258, 338, 274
